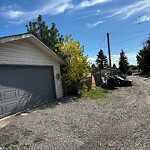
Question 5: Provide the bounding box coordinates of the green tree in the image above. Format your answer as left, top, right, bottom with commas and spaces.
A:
96, 49, 108, 70
26, 15, 63, 51
90, 64, 99, 73
56, 35, 89, 84
26, 16, 89, 94
119, 50, 129, 74
137, 37, 150, 74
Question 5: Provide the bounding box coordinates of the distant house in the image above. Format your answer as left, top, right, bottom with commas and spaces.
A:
0, 33, 65, 118
100, 67, 120, 77
128, 65, 141, 75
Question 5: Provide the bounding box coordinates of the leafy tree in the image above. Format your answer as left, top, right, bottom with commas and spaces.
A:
96, 49, 108, 70
119, 50, 129, 74
137, 37, 150, 74
26, 15, 89, 94
56, 35, 89, 85
26, 15, 63, 51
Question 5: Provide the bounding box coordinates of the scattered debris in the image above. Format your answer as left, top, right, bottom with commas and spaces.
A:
58, 102, 62, 105
20, 113, 29, 116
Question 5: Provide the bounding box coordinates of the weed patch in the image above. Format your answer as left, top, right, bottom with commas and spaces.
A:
80, 86, 109, 100
4, 140, 29, 150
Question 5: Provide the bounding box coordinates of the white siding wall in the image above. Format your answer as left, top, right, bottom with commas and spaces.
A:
53, 65, 63, 98
0, 38, 63, 98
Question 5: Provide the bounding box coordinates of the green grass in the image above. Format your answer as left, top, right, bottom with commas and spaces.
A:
81, 86, 109, 100
4, 140, 30, 150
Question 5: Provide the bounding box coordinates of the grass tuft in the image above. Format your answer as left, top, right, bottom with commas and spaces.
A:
81, 86, 109, 100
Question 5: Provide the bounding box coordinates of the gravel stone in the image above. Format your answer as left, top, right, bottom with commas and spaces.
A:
0, 76, 150, 150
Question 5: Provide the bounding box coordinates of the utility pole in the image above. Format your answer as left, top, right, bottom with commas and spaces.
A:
107, 33, 112, 76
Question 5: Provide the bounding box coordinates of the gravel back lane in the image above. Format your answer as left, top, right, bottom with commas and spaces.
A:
0, 76, 150, 150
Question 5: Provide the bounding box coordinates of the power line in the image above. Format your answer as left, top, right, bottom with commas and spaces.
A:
123, 44, 142, 52
113, 44, 142, 55
110, 23, 133, 34
85, 35, 106, 53
111, 33, 149, 46
109, 15, 149, 35
90, 35, 107, 58
111, 30, 149, 37
87, 15, 149, 64
87, 32, 149, 65
85, 33, 107, 53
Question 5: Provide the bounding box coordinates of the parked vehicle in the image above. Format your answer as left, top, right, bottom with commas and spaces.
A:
119, 74, 126, 79
114, 75, 133, 86
105, 75, 133, 88
106, 76, 119, 88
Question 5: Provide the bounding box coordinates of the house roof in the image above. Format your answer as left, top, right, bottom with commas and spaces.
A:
0, 33, 65, 64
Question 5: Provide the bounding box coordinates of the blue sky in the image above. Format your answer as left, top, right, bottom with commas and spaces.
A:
0, 0, 150, 66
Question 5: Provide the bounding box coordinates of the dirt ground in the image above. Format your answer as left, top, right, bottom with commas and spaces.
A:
0, 76, 150, 150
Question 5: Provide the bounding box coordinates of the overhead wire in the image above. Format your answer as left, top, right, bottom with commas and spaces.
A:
110, 33, 149, 46
90, 32, 149, 52
86, 30, 149, 63
90, 35, 107, 58
87, 15, 148, 54
109, 14, 147, 35
86, 14, 150, 64
110, 30, 149, 37
2, 15, 149, 65
85, 34, 107, 64
110, 22, 140, 35
113, 44, 142, 55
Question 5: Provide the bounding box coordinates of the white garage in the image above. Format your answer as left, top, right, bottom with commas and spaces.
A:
0, 33, 65, 118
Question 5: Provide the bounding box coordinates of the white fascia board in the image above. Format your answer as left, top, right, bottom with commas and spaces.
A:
0, 33, 32, 43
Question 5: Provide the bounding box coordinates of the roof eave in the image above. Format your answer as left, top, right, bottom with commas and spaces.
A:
0, 33, 65, 65
0, 33, 31, 43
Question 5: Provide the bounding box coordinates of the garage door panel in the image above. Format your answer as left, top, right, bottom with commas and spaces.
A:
18, 90, 26, 97
4, 90, 17, 100
0, 106, 3, 116
19, 99, 31, 110
5, 102, 18, 114
19, 93, 35, 110
0, 94, 2, 101
0, 66, 56, 118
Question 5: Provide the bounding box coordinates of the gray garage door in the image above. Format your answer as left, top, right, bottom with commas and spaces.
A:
0, 66, 56, 118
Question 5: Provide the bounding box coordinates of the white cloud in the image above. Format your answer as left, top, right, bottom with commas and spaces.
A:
87, 52, 137, 67
111, 52, 137, 67
86, 20, 103, 28
126, 53, 138, 65
97, 9, 101, 13
0, 0, 73, 24
138, 15, 150, 22
54, 3, 74, 14
110, 0, 150, 20
0, 0, 112, 24
75, 0, 112, 9
87, 57, 97, 64
5, 10, 25, 19
71, 9, 102, 20
39, 0, 74, 15
111, 54, 119, 65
